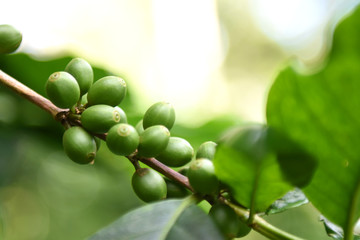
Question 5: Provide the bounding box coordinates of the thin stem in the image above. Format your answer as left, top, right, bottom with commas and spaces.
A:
127, 155, 142, 170
0, 70, 67, 120
137, 156, 194, 192
0, 69, 304, 240
224, 199, 305, 240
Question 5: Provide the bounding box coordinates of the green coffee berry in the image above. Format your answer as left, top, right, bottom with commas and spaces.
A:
114, 106, 127, 123
165, 178, 190, 198
81, 104, 121, 133
135, 119, 144, 135
236, 220, 252, 238
132, 168, 167, 202
137, 125, 170, 158
94, 136, 102, 150
196, 141, 217, 160
143, 101, 175, 130
209, 204, 241, 239
45, 71, 80, 108
0, 24, 22, 54
65, 58, 93, 96
62, 126, 97, 164
87, 76, 126, 106
178, 167, 189, 176
187, 158, 219, 195
80, 93, 88, 106
156, 137, 194, 167
106, 123, 139, 156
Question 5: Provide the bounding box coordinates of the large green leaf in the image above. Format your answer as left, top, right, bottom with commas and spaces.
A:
213, 124, 293, 213
88, 198, 224, 240
266, 5, 360, 237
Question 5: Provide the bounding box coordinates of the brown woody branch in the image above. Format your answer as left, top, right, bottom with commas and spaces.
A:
0, 70, 67, 120
0, 69, 192, 190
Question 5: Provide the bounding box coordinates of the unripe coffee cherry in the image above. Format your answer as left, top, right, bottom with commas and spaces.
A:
80, 93, 88, 106
236, 221, 252, 238
106, 123, 139, 156
62, 126, 97, 164
0, 24, 22, 54
81, 104, 121, 133
65, 58, 93, 96
132, 168, 167, 202
196, 141, 217, 160
135, 119, 144, 135
94, 136, 102, 150
137, 125, 170, 158
87, 76, 127, 106
156, 137, 194, 167
178, 167, 189, 176
114, 106, 127, 123
187, 158, 219, 195
209, 204, 242, 239
46, 71, 80, 108
165, 178, 190, 198
143, 102, 175, 130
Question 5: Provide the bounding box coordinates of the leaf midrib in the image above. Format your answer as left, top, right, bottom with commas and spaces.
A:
159, 196, 196, 240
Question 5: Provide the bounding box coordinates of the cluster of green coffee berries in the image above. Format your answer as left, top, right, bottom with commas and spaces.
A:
45, 58, 250, 239
45, 57, 127, 165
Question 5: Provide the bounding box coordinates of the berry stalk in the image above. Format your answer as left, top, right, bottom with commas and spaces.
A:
0, 69, 67, 120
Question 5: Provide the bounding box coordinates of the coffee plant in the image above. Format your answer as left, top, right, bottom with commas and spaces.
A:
2, 4, 360, 240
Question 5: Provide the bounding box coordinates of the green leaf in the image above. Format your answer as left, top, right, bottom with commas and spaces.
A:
88, 198, 224, 240
265, 188, 308, 215
266, 5, 360, 237
166, 205, 222, 240
213, 124, 293, 213
267, 128, 317, 188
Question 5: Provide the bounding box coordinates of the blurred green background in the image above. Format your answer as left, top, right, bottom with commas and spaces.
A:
1, 0, 359, 239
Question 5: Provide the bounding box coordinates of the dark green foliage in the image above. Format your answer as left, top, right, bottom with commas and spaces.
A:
88, 199, 224, 240
106, 123, 139, 156
45, 71, 80, 108
65, 58, 93, 96
87, 76, 127, 106
156, 137, 194, 167
265, 5, 360, 237
214, 124, 315, 213
131, 168, 167, 202
209, 203, 242, 239
187, 158, 219, 195
0, 24, 22, 54
137, 125, 170, 158
62, 126, 97, 164
143, 101, 176, 130
81, 104, 121, 133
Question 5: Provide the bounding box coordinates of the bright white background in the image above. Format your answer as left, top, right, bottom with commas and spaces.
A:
1, 0, 358, 124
